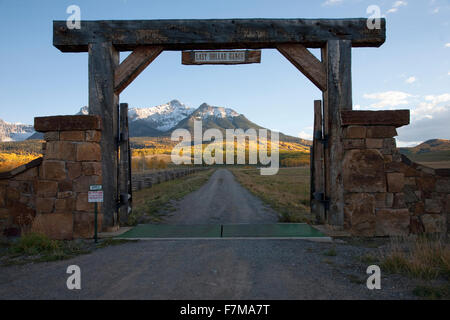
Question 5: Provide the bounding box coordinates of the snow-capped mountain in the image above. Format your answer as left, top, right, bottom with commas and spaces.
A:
128, 99, 194, 132
0, 119, 34, 142
193, 103, 240, 119
76, 106, 89, 115
21, 100, 310, 146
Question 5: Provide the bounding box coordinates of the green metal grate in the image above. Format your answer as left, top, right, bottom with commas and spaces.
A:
117, 223, 326, 239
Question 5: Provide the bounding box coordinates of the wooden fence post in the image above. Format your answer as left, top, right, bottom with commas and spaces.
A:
119, 103, 131, 224
311, 100, 326, 223
322, 40, 352, 227
88, 41, 119, 231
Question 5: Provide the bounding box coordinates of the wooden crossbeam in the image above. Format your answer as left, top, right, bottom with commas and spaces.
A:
114, 46, 163, 94
340, 110, 410, 127
53, 18, 386, 52
277, 43, 327, 92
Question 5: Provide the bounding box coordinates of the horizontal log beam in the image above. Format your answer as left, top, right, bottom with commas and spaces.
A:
340, 110, 410, 128
53, 18, 386, 52
114, 46, 163, 94
277, 43, 327, 91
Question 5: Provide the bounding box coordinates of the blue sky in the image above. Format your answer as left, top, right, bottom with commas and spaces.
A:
0, 0, 449, 146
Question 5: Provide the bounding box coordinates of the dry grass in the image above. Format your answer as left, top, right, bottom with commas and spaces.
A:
0, 152, 40, 173
230, 167, 312, 223
129, 169, 215, 225
381, 235, 450, 280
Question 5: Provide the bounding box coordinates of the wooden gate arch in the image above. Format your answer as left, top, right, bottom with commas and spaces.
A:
53, 18, 386, 231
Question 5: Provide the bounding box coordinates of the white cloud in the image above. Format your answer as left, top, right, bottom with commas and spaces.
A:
393, 1, 407, 8
445, 43, 450, 48
386, 0, 407, 14
322, 0, 343, 7
357, 91, 450, 143
448, 72, 450, 76
405, 76, 417, 84
363, 91, 412, 108
299, 130, 313, 140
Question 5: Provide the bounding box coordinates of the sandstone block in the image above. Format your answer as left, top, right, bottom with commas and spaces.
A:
44, 141, 77, 161
436, 178, 450, 193
60, 131, 85, 141
366, 138, 383, 149
344, 126, 366, 139
67, 162, 82, 180
387, 172, 404, 193
14, 167, 38, 181
82, 162, 102, 176
414, 201, 425, 216
344, 139, 365, 149
375, 208, 410, 236
375, 193, 387, 208
421, 214, 446, 233
36, 180, 58, 198
425, 199, 441, 214
73, 175, 102, 193
366, 126, 397, 138
40, 161, 66, 180
343, 149, 386, 192
404, 177, 416, 186
75, 192, 95, 212
57, 191, 73, 199
43, 131, 59, 141
76, 143, 101, 161
58, 179, 73, 192
31, 213, 73, 240
36, 197, 55, 214
6, 188, 20, 201
73, 212, 103, 238
383, 138, 397, 151
344, 193, 376, 236
416, 176, 436, 193
85, 130, 101, 142
393, 193, 406, 209
446, 194, 450, 213
410, 216, 425, 234
54, 197, 75, 213
34, 115, 101, 132
0, 185, 6, 207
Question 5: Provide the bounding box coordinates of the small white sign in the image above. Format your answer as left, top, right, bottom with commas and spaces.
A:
88, 191, 103, 203
90, 184, 102, 191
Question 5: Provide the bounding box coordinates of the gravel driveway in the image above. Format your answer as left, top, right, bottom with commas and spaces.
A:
0, 239, 416, 299
163, 168, 279, 224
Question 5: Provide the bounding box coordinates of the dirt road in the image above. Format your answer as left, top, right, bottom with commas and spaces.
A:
163, 169, 279, 224
0, 239, 416, 300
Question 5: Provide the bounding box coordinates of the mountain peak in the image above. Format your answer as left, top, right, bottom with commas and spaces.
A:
194, 103, 240, 119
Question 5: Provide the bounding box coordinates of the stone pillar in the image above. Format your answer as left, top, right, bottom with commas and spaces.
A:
32, 115, 103, 239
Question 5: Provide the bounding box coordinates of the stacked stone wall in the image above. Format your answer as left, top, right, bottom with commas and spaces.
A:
341, 111, 449, 236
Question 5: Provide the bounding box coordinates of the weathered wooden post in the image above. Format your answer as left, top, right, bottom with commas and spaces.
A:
311, 100, 326, 223
119, 103, 131, 224
88, 41, 120, 231
321, 40, 352, 227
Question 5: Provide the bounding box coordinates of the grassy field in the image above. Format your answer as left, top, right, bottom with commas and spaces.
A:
130, 168, 215, 225
230, 167, 312, 223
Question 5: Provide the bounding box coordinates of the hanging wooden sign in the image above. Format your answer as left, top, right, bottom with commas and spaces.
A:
182, 50, 261, 65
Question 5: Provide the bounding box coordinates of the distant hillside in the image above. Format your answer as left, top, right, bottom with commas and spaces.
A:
399, 139, 450, 163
